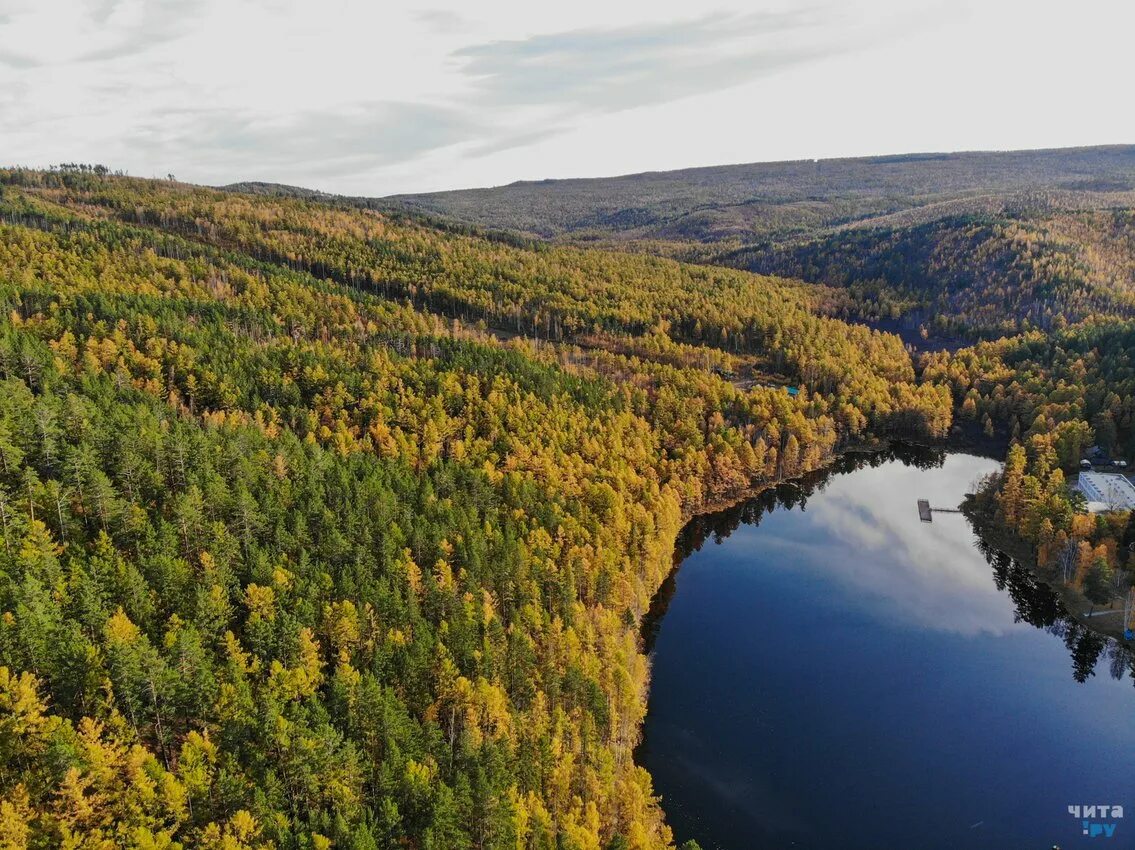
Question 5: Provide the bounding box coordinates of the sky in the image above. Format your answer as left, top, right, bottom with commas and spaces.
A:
1, 0, 1132, 195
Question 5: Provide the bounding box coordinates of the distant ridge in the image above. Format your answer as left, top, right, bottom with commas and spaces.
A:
219, 145, 1135, 246
372, 144, 1135, 243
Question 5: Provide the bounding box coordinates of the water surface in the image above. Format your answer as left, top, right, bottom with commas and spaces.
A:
640, 448, 1135, 850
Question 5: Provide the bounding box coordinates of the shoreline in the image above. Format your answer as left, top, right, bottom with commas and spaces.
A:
963, 499, 1133, 644
675, 437, 897, 524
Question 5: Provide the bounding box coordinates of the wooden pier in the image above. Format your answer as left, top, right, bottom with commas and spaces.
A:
918, 499, 963, 522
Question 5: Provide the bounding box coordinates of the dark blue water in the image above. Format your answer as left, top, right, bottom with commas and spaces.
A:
640, 448, 1135, 850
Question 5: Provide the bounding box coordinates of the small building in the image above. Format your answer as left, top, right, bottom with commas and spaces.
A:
1076, 471, 1135, 513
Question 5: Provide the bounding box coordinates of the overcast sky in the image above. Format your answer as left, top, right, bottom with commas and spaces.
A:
1, 0, 1131, 195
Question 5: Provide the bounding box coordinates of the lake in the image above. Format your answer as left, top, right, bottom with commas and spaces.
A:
638, 447, 1135, 850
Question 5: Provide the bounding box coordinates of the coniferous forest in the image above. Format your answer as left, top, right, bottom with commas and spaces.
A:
0, 159, 1133, 850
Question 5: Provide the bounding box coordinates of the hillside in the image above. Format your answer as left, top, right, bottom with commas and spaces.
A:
720, 206, 1135, 339
241, 146, 1135, 344
0, 168, 951, 850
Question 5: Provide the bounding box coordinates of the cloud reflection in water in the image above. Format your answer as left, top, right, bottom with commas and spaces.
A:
744, 454, 1013, 636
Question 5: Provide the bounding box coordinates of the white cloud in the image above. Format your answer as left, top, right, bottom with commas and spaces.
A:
451, 10, 848, 111
0, 0, 1131, 194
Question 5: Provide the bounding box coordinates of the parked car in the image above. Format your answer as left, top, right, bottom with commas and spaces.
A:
1114, 459, 1129, 469
1081, 459, 1093, 470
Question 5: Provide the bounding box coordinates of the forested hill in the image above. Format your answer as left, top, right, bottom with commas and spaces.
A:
0, 168, 950, 850
236, 146, 1135, 343
371, 145, 1135, 243
720, 206, 1135, 339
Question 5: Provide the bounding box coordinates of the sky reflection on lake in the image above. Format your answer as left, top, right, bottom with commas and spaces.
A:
640, 450, 1135, 850
747, 453, 1014, 635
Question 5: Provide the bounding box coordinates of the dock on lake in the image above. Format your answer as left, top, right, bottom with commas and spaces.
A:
918, 499, 962, 522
